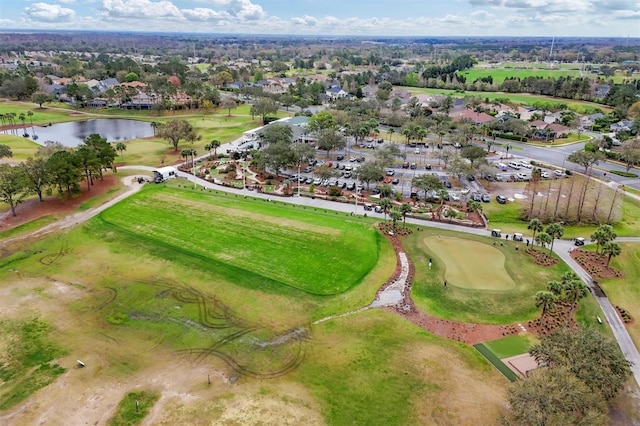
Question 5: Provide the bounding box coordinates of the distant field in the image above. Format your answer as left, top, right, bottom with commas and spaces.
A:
461, 67, 579, 84
398, 86, 611, 114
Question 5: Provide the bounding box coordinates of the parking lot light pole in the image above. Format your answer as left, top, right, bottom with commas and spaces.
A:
354, 187, 359, 214
297, 162, 301, 197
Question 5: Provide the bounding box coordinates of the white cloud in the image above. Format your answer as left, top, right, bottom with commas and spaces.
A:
181, 7, 227, 21
228, 0, 265, 20
24, 3, 76, 22
101, 0, 182, 19
291, 15, 319, 26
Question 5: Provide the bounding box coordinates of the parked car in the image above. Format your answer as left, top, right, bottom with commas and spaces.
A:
305, 177, 313, 184
481, 193, 491, 203
516, 173, 529, 181
518, 161, 533, 169
386, 170, 395, 176
402, 161, 410, 169
343, 171, 352, 178
346, 182, 356, 190
414, 148, 420, 154
574, 237, 586, 246
336, 154, 344, 161
496, 195, 507, 204
554, 169, 564, 177
508, 162, 521, 170
344, 165, 353, 171
472, 192, 482, 202
303, 166, 313, 173
374, 205, 384, 213
371, 188, 381, 195
491, 229, 502, 237
425, 163, 432, 170
313, 178, 322, 185
513, 233, 524, 241
410, 163, 417, 169
391, 178, 399, 185
444, 181, 452, 189
540, 171, 550, 178
363, 203, 374, 211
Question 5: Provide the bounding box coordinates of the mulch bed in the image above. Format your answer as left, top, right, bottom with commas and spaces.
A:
525, 301, 579, 337
571, 249, 624, 279
525, 248, 558, 266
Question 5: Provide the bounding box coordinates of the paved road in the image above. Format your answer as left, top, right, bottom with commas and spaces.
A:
123, 165, 640, 387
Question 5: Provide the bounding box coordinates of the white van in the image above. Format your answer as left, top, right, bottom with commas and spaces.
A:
508, 162, 521, 170
496, 163, 508, 171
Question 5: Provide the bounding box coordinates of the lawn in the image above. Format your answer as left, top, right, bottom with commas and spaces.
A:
600, 243, 640, 347
461, 67, 579, 84
481, 179, 640, 238
98, 183, 381, 296
423, 236, 515, 290
483, 333, 538, 358
405, 226, 570, 324
0, 134, 42, 161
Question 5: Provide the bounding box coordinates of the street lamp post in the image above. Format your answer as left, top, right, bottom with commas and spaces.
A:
192, 151, 196, 189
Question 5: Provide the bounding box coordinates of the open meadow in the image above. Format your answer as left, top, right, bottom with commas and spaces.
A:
0, 182, 516, 424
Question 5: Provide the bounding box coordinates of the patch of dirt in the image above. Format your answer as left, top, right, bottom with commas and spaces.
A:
571, 249, 624, 279
0, 175, 119, 232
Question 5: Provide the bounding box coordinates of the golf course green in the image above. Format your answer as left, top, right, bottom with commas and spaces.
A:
424, 236, 515, 290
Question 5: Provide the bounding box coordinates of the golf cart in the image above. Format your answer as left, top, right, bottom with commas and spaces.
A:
491, 229, 502, 237
513, 233, 524, 242
574, 237, 586, 246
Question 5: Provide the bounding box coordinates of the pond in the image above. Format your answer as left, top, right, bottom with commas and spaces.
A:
6, 119, 154, 147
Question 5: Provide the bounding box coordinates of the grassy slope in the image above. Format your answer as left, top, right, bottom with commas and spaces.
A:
601, 244, 640, 347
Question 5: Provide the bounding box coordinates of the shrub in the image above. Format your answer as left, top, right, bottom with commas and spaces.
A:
609, 170, 638, 178
327, 186, 343, 197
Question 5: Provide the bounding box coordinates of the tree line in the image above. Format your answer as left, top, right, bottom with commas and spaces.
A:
0, 134, 117, 217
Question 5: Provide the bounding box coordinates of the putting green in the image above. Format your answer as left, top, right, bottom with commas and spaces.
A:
424, 236, 515, 290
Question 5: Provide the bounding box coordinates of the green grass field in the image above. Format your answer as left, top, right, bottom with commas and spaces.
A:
461, 67, 579, 84
483, 334, 538, 358
601, 244, 640, 347
108, 391, 159, 426
406, 226, 570, 324
98, 184, 380, 295
423, 236, 515, 290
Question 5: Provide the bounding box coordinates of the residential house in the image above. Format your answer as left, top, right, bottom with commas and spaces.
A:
610, 120, 635, 133
451, 110, 494, 126
580, 112, 605, 129
528, 121, 570, 140
325, 85, 349, 100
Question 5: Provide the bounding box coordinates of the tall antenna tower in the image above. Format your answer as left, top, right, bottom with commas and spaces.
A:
549, 37, 555, 68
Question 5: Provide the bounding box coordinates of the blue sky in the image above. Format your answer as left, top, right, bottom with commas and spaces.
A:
0, 0, 639, 37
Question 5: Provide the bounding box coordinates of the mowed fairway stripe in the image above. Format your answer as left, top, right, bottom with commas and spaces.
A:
98, 187, 379, 295
424, 236, 515, 290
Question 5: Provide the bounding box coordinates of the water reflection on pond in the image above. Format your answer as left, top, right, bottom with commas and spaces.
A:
6, 119, 154, 147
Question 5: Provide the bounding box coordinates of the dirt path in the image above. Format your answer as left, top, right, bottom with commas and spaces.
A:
2, 175, 146, 246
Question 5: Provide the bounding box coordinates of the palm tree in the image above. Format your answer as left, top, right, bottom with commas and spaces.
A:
591, 224, 617, 254
560, 271, 580, 286
564, 280, 589, 305
115, 142, 127, 160
504, 143, 512, 159
527, 218, 543, 243
546, 223, 564, 252
602, 242, 621, 266
546, 280, 564, 297
535, 232, 552, 250
535, 291, 557, 315
390, 208, 402, 230
150, 121, 160, 136
388, 127, 395, 142
209, 139, 221, 157
379, 198, 393, 221
400, 203, 412, 225
181, 149, 191, 163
